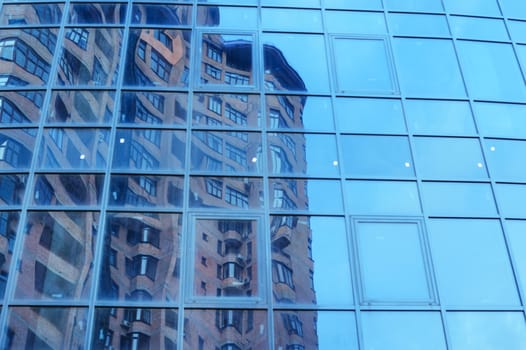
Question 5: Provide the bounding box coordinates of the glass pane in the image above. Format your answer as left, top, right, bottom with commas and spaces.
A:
269, 179, 343, 213
109, 175, 183, 209
263, 33, 330, 93
98, 213, 181, 302
113, 129, 186, 171
421, 182, 497, 216
262, 8, 322, 32
384, 0, 443, 12
191, 131, 261, 173
443, 0, 501, 16
0, 211, 19, 300
271, 216, 353, 305
121, 91, 187, 125
413, 137, 487, 179
334, 98, 406, 134
354, 218, 433, 303
0, 92, 42, 123
267, 96, 334, 131
33, 174, 103, 207
325, 11, 387, 34
341, 135, 413, 177
197, 6, 256, 29
450, 16, 508, 41
268, 133, 339, 177
0, 174, 26, 206
474, 102, 526, 138
15, 211, 98, 301
7, 307, 87, 349
509, 20, 526, 43
500, 0, 526, 19
69, 3, 127, 24
346, 180, 421, 215
495, 184, 526, 218
132, 4, 191, 25
193, 93, 258, 128
428, 219, 519, 305
1, 4, 63, 25
447, 312, 526, 350
193, 218, 259, 298
124, 29, 191, 88
393, 38, 466, 98
456, 41, 526, 101
0, 129, 35, 170
506, 220, 526, 295
263, 0, 320, 7
333, 38, 396, 94
48, 90, 116, 124
484, 139, 526, 181
39, 128, 110, 170
190, 177, 263, 209
388, 13, 449, 37
325, 0, 382, 10
362, 312, 447, 350
405, 100, 476, 135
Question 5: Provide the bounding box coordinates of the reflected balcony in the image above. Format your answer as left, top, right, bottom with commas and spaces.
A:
272, 225, 292, 250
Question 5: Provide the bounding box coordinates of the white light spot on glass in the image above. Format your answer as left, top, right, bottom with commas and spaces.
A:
404, 162, 411, 167
333, 160, 339, 166
119, 138, 125, 143
477, 162, 483, 168
490, 146, 496, 151
251, 157, 257, 163
79, 154, 86, 160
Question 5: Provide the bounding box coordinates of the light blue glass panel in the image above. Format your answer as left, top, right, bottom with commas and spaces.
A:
325, 11, 387, 34
197, 6, 257, 29
384, 0, 443, 12
341, 135, 414, 177
262, 8, 322, 32
405, 100, 475, 135
333, 38, 396, 94
421, 182, 497, 216
354, 220, 433, 303
262, 0, 320, 7
443, 0, 501, 16
495, 184, 526, 218
508, 21, 526, 43
428, 219, 520, 306
450, 16, 508, 41
500, 0, 526, 19
456, 41, 526, 102
270, 179, 343, 213
505, 220, 526, 295
393, 38, 466, 98
362, 312, 446, 350
346, 181, 421, 215
325, 0, 382, 10
317, 312, 358, 349
334, 98, 406, 134
447, 312, 526, 350
388, 13, 449, 37
484, 139, 526, 181
474, 102, 526, 138
516, 44, 526, 75
413, 137, 487, 179
300, 97, 334, 131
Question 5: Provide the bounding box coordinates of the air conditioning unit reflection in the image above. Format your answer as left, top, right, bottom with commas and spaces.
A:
121, 320, 131, 328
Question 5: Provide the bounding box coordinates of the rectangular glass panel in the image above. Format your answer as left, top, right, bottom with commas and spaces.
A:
109, 175, 183, 208
388, 13, 449, 37
474, 102, 526, 138
334, 98, 405, 133
450, 16, 508, 41
405, 100, 476, 135
0, 174, 27, 206
325, 0, 382, 10
1, 4, 63, 25
384, 0, 443, 11
121, 91, 187, 125
190, 177, 263, 209
48, 90, 115, 124
0, 129, 35, 170
132, 4, 191, 25
69, 3, 127, 24
262, 8, 322, 32
484, 139, 526, 181
197, 6, 256, 29
326, 11, 386, 34
443, 0, 501, 16
193, 93, 258, 128
495, 183, 526, 218
0, 211, 19, 300
0, 92, 42, 123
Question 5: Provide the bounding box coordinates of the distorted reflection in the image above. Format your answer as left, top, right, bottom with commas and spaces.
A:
6, 307, 87, 349
32, 174, 104, 206
0, 4, 63, 25
98, 213, 181, 302
0, 174, 26, 206
189, 177, 263, 209
109, 175, 183, 208
194, 218, 258, 298
124, 29, 191, 88
269, 179, 343, 212
132, 4, 191, 25
193, 93, 259, 128
0, 211, 19, 300
0, 129, 35, 170
47, 90, 116, 123
120, 91, 187, 125
15, 211, 98, 301
68, 3, 127, 24
197, 6, 257, 29
185, 309, 267, 349
0, 92, 43, 123
266, 96, 334, 131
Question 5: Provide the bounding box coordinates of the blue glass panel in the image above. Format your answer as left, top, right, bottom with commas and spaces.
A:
443, 0, 501, 16
495, 184, 526, 218
341, 135, 414, 177
450, 16, 508, 41
262, 8, 322, 32
388, 13, 449, 37
384, 0, 443, 12
317, 312, 358, 349
484, 139, 526, 181
270, 179, 343, 213
456, 41, 526, 102
508, 20, 526, 43
262, 0, 320, 7
362, 312, 446, 350
393, 38, 466, 98
334, 98, 406, 134
325, 0, 382, 10
447, 312, 526, 350
421, 182, 497, 216
500, 0, 526, 19
197, 6, 257, 29
346, 181, 421, 215
428, 219, 519, 306
473, 102, 526, 138
505, 220, 526, 295
405, 100, 476, 135
412, 137, 487, 180
516, 44, 526, 74
325, 11, 387, 34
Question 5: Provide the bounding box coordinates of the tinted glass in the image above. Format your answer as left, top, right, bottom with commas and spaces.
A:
405, 100, 476, 135
262, 8, 322, 32
388, 13, 449, 37
270, 179, 343, 213
48, 90, 116, 124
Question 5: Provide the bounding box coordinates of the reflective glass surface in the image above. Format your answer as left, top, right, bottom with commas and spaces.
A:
443, 0, 501, 16
1, 4, 63, 25
262, 8, 322, 32
109, 175, 183, 208
494, 183, 526, 218
450, 16, 509, 41
69, 3, 127, 24
506, 220, 526, 294
32, 174, 103, 207
0, 129, 35, 170
190, 176, 263, 209
121, 91, 187, 125
388, 13, 449, 37
132, 4, 191, 25
384, 0, 443, 12
48, 90, 116, 124
197, 6, 256, 29
405, 100, 476, 135
474, 102, 526, 138
325, 11, 387, 34
484, 139, 526, 181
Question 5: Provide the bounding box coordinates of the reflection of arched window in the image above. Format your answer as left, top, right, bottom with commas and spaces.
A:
220, 343, 242, 350
270, 145, 292, 173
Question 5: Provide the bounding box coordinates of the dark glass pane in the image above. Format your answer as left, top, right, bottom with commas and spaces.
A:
189, 177, 263, 209
0, 4, 63, 25
32, 174, 104, 207
120, 91, 187, 125
47, 90, 116, 124
109, 175, 183, 209
0, 129, 36, 170
69, 3, 127, 24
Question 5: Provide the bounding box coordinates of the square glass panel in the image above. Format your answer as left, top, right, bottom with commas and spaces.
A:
428, 219, 519, 306
405, 100, 476, 135
121, 91, 187, 125
48, 90, 116, 124
484, 139, 526, 181
494, 184, 526, 218
388, 13, 449, 37
69, 3, 127, 24
0, 129, 35, 170
192, 217, 260, 299
132, 4, 191, 25
341, 135, 414, 177
393, 38, 466, 98
332, 37, 397, 94
98, 213, 181, 302
15, 211, 98, 301
346, 180, 421, 215
412, 137, 487, 179
361, 312, 447, 350
447, 312, 526, 350
1, 4, 63, 25
109, 175, 183, 209
450, 16, 508, 42
0, 211, 19, 300
500, 0, 526, 19
197, 6, 256, 29
353, 218, 434, 303
421, 182, 497, 217
262, 8, 322, 32
509, 20, 526, 43
263, 0, 320, 6
456, 41, 526, 102
33, 174, 103, 207
0, 174, 26, 207
474, 102, 526, 138
443, 0, 501, 16
325, 11, 387, 34
189, 177, 263, 209
271, 216, 353, 306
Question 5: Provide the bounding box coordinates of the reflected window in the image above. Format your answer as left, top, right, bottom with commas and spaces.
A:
66, 28, 89, 50
150, 49, 171, 81
0, 38, 50, 83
